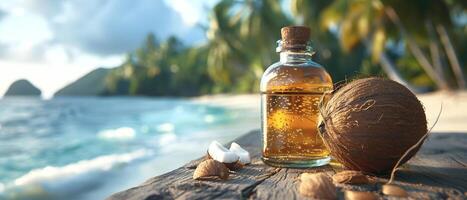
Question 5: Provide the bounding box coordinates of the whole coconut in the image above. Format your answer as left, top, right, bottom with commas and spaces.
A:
318, 77, 427, 174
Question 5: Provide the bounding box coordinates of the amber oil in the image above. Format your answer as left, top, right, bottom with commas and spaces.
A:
260, 26, 333, 168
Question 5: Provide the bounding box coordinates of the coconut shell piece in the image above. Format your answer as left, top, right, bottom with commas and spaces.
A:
207, 141, 239, 164
206, 151, 243, 171
382, 184, 408, 197
319, 77, 427, 174
206, 141, 241, 171
193, 160, 229, 180
229, 142, 251, 165
332, 170, 369, 184
298, 172, 337, 199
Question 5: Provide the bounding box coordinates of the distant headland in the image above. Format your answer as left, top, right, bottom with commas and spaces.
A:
54, 68, 110, 96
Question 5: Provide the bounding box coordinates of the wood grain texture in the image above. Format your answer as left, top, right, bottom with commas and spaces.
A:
107, 130, 467, 200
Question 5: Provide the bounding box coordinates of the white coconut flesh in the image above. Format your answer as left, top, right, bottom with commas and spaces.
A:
208, 141, 239, 163
229, 142, 251, 164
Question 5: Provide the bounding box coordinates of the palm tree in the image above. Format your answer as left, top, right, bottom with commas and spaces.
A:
293, 0, 466, 91
290, 0, 370, 84
206, 0, 291, 92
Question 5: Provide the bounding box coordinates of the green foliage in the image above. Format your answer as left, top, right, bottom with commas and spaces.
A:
396, 55, 435, 88
206, 0, 290, 92
99, 0, 465, 96
104, 34, 214, 96
314, 0, 466, 89
104, 0, 292, 96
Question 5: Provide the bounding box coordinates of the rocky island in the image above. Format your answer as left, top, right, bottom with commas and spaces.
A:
3, 79, 41, 97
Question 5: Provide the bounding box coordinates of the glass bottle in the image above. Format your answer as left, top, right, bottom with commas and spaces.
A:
260, 26, 333, 168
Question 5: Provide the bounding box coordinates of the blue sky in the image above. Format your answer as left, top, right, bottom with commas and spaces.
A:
0, 0, 219, 98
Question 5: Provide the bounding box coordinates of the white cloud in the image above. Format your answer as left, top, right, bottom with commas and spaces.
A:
0, 12, 53, 61
0, 9, 6, 20
0, 0, 217, 97
23, 0, 64, 17
1, 0, 206, 57
167, 0, 203, 26
44, 44, 70, 64
165, 0, 218, 26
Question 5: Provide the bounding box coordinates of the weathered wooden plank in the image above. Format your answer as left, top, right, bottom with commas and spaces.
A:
107, 130, 279, 200
107, 130, 467, 200
250, 132, 467, 200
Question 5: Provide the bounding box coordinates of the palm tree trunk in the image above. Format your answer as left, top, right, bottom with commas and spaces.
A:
426, 21, 445, 81
379, 52, 421, 92
436, 24, 466, 89
384, 7, 450, 90
429, 42, 444, 78
362, 39, 420, 92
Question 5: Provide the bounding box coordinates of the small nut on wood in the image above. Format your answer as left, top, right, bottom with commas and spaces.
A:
332, 170, 369, 184
224, 161, 244, 171
205, 151, 212, 160
344, 191, 377, 200
382, 184, 408, 197
299, 172, 337, 199
193, 160, 229, 180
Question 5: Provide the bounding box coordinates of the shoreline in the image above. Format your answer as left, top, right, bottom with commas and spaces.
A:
193, 91, 467, 133
2, 91, 465, 133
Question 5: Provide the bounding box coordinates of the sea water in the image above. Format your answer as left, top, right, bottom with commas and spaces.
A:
0, 97, 259, 200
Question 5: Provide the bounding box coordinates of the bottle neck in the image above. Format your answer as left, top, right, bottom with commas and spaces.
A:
279, 50, 314, 63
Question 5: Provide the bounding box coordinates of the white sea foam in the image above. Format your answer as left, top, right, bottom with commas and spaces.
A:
0, 149, 151, 199
156, 123, 174, 132
14, 149, 149, 187
204, 115, 215, 123
98, 127, 136, 140
158, 133, 177, 146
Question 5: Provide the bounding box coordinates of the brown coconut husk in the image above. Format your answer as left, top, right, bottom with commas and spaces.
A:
318, 77, 427, 174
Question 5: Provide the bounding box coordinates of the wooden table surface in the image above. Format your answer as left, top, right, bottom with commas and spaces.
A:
107, 130, 467, 200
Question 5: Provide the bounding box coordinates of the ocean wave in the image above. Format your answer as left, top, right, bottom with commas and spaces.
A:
204, 115, 215, 123
156, 123, 174, 133
98, 127, 136, 140
157, 123, 175, 133
158, 133, 177, 146
1, 149, 151, 199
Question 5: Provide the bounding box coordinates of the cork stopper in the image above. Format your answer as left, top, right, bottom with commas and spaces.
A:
281, 26, 310, 49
